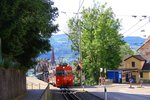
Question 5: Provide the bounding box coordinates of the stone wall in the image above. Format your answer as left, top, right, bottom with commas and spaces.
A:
0, 68, 26, 100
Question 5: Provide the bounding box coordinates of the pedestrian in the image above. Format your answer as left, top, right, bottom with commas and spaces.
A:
129, 77, 133, 88
138, 78, 143, 88
101, 77, 105, 85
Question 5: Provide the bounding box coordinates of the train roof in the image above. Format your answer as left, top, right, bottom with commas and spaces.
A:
56, 63, 72, 70
58, 63, 68, 66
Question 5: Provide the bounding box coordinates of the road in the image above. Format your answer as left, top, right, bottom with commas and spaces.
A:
72, 84, 150, 100
98, 91, 150, 100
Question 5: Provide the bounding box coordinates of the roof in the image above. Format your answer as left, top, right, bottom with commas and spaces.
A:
124, 55, 146, 61
118, 68, 138, 71
142, 62, 150, 71
137, 36, 150, 51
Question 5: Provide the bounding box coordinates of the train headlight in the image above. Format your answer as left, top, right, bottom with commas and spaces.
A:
57, 79, 60, 81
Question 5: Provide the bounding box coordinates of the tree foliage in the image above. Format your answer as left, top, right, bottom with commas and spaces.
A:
0, 0, 58, 70
120, 43, 134, 58
68, 18, 80, 52
68, 3, 125, 85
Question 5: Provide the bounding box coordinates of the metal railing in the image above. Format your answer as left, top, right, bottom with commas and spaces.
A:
26, 82, 51, 100
39, 83, 51, 100
26, 81, 47, 89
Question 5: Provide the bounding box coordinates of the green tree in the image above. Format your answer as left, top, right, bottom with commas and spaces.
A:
68, 3, 124, 85
0, 0, 58, 70
68, 18, 81, 52
120, 43, 134, 58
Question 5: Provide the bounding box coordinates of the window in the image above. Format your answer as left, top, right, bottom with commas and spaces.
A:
140, 72, 143, 78
131, 62, 135, 67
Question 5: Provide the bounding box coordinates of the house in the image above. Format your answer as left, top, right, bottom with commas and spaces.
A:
141, 61, 150, 83
117, 36, 150, 83
138, 36, 150, 61
119, 55, 150, 83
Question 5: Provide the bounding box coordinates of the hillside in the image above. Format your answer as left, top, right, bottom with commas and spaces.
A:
123, 36, 146, 50
38, 34, 146, 61
38, 34, 78, 62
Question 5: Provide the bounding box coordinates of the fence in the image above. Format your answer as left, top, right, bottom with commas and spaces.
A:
0, 68, 26, 100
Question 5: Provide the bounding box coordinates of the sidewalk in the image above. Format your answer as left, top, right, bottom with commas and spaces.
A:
22, 89, 44, 100
21, 77, 57, 100
72, 83, 150, 100
88, 83, 150, 95
72, 83, 150, 95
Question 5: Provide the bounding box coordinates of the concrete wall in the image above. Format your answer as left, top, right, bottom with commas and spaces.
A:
0, 68, 26, 100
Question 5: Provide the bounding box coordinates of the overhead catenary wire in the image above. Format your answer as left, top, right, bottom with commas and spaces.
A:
78, 0, 84, 13
60, 0, 85, 29
124, 19, 150, 37
60, 0, 85, 34
129, 21, 150, 35
61, 6, 150, 37
116, 15, 150, 17
122, 15, 149, 35
120, 15, 150, 37
122, 19, 143, 34
75, 0, 84, 19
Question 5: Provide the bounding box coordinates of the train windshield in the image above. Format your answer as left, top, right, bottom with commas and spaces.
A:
56, 70, 72, 76
56, 70, 67, 76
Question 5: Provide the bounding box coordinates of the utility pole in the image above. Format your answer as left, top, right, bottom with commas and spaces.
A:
61, 0, 84, 86
77, 13, 82, 86
77, 0, 84, 87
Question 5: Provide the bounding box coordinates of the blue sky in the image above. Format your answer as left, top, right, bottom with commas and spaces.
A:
53, 0, 150, 38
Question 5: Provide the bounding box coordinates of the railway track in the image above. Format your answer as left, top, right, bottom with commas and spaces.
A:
61, 88, 82, 100
52, 88, 104, 100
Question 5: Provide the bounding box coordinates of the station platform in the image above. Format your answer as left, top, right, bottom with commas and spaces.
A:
21, 76, 58, 100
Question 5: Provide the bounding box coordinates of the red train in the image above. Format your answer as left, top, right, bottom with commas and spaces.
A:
55, 63, 74, 88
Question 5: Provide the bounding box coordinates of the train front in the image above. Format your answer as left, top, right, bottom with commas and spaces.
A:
55, 63, 73, 88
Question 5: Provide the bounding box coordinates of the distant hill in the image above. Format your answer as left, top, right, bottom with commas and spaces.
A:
38, 34, 78, 62
38, 34, 146, 61
123, 36, 146, 50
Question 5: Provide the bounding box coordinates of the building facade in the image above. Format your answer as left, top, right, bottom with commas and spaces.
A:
120, 55, 150, 83
138, 36, 150, 61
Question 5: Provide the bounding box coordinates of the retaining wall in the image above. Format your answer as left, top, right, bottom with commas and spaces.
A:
0, 68, 26, 100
